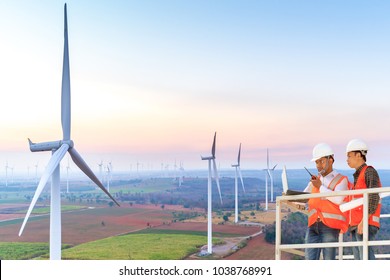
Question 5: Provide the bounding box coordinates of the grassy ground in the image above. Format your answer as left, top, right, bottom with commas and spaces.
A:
60, 233, 215, 260
0, 231, 223, 260
0, 242, 70, 260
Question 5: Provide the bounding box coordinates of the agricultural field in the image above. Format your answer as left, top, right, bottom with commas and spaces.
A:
0, 176, 285, 260
61, 233, 210, 260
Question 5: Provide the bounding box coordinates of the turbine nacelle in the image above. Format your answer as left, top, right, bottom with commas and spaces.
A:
201, 156, 215, 160
232, 143, 245, 193
201, 132, 222, 204
28, 138, 74, 152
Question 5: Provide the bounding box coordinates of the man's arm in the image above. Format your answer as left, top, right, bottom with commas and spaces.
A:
365, 167, 380, 215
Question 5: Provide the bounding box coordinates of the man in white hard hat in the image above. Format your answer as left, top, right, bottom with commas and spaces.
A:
346, 139, 381, 260
303, 143, 349, 260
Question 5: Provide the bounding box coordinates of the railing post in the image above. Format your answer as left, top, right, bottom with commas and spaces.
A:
275, 198, 282, 260
338, 232, 343, 260
363, 193, 369, 260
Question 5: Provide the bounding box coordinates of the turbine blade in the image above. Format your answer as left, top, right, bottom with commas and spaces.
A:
238, 166, 245, 193
61, 3, 71, 141
68, 148, 120, 206
237, 143, 241, 166
211, 132, 216, 158
19, 143, 69, 236
272, 164, 277, 170
212, 159, 222, 204
281, 165, 289, 193
267, 148, 269, 169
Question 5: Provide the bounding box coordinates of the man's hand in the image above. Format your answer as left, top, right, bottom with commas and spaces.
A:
358, 220, 364, 235
310, 176, 322, 189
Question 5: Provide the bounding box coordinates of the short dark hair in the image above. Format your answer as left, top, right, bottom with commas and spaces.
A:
353, 151, 367, 162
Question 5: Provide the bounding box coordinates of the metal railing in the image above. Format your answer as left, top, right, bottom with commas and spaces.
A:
275, 186, 390, 260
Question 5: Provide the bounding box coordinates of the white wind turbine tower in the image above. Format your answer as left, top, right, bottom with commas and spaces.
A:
5, 161, 9, 188
266, 148, 277, 202
10, 166, 14, 184
178, 161, 184, 187
18, 4, 119, 260
106, 164, 111, 192
201, 132, 223, 254
263, 148, 277, 211
98, 160, 103, 183
109, 161, 113, 178
232, 143, 245, 224
263, 168, 269, 211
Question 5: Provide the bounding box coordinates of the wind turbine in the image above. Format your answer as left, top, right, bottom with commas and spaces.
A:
201, 132, 222, 254
106, 164, 111, 192
5, 161, 9, 188
98, 160, 104, 183
18, 4, 119, 260
178, 161, 184, 187
266, 148, 277, 202
263, 148, 277, 210
232, 143, 245, 223
10, 166, 14, 184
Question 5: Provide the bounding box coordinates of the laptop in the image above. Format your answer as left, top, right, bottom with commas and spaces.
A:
282, 166, 309, 202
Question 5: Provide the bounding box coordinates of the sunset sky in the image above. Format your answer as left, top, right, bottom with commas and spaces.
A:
1, 0, 390, 175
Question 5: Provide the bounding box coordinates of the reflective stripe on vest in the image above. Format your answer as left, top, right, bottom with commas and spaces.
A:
328, 174, 343, 191
308, 209, 317, 219
308, 209, 346, 222
322, 212, 347, 222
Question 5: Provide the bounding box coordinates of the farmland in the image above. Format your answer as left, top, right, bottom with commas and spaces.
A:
0, 175, 287, 260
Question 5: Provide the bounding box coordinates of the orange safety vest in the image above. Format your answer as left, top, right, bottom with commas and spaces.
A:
347, 165, 381, 228
307, 173, 349, 233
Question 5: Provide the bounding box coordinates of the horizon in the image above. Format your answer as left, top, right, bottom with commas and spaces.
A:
2, 1, 390, 172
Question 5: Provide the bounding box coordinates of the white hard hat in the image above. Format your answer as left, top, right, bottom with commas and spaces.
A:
311, 143, 334, 162
346, 139, 368, 154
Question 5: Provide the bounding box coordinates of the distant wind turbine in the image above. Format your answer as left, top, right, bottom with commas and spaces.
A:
98, 160, 103, 183
10, 166, 14, 184
232, 143, 245, 223
178, 161, 185, 187
263, 148, 277, 210
18, 4, 119, 260
201, 132, 222, 254
5, 161, 9, 188
266, 149, 277, 202
106, 164, 111, 192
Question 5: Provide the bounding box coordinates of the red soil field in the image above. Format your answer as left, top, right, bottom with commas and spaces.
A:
0, 203, 283, 259
156, 221, 261, 236
0, 203, 197, 245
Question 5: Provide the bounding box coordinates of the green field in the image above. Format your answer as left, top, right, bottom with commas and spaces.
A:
61, 233, 214, 260
23, 205, 85, 214
0, 242, 70, 260
0, 233, 219, 260
112, 178, 178, 194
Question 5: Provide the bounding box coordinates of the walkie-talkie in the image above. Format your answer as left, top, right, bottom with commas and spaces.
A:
304, 167, 316, 179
